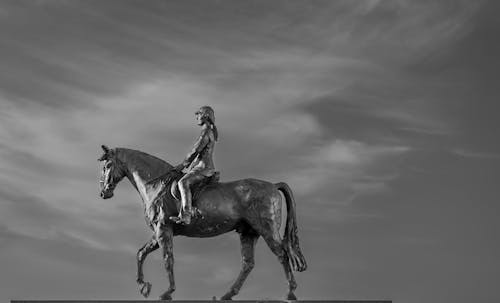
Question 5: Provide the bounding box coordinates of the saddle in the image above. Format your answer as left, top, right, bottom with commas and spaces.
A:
169, 171, 220, 203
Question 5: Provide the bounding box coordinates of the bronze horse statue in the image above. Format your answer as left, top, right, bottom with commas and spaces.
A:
98, 145, 307, 300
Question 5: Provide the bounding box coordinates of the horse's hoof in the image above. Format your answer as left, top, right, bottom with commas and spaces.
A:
159, 293, 172, 301
139, 282, 152, 298
286, 292, 297, 300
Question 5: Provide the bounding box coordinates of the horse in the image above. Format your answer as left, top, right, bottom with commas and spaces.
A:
97, 145, 307, 300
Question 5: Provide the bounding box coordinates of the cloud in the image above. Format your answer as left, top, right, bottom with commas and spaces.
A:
0, 174, 147, 255
275, 139, 409, 224
0, 186, 68, 240
452, 148, 500, 159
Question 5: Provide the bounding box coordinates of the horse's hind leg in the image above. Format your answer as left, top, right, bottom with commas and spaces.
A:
136, 236, 159, 297
247, 192, 298, 300
261, 232, 298, 300
247, 219, 298, 299
220, 230, 259, 300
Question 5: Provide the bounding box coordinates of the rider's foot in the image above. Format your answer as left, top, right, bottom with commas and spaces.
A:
169, 212, 192, 225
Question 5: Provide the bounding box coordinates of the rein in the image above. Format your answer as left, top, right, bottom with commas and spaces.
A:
148, 168, 183, 188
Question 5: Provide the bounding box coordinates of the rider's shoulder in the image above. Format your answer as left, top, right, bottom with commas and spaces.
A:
201, 127, 215, 140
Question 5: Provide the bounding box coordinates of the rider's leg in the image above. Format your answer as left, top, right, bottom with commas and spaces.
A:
174, 172, 205, 224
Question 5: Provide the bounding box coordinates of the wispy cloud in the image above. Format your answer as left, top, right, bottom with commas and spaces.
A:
452, 148, 500, 159
281, 140, 409, 200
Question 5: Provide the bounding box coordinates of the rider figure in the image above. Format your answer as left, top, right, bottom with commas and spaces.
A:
170, 105, 218, 225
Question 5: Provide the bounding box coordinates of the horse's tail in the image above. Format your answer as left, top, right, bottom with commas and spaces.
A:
275, 182, 307, 272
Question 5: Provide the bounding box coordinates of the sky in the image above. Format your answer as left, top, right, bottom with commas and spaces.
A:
1, 1, 499, 302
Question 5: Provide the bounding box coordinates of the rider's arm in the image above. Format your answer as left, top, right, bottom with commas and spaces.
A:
181, 129, 210, 168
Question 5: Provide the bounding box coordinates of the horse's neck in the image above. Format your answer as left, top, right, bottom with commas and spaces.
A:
117, 149, 172, 202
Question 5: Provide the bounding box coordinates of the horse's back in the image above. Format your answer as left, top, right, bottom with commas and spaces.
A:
198, 178, 276, 208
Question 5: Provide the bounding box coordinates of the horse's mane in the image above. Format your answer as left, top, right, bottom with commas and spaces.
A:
115, 148, 174, 184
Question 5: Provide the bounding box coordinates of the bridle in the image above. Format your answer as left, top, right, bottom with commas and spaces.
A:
99, 157, 123, 193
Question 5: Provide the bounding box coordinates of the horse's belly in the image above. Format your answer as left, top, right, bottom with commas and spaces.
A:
175, 208, 240, 237
175, 218, 238, 238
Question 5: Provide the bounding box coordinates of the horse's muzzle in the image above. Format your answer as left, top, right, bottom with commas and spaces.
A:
100, 189, 114, 199
100, 182, 116, 199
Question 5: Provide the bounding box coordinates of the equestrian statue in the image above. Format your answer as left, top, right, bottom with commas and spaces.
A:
98, 106, 307, 300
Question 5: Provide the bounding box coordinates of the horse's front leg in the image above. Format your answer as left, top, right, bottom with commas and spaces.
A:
136, 236, 159, 298
157, 223, 175, 300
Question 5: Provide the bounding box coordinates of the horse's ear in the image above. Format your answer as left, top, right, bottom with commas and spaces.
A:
98, 145, 112, 161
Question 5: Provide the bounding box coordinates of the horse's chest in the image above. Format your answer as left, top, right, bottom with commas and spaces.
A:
143, 203, 161, 228
143, 196, 171, 229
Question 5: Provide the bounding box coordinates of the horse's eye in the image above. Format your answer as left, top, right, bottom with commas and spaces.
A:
106, 162, 112, 169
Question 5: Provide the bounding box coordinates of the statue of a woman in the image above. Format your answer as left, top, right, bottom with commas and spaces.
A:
170, 105, 218, 225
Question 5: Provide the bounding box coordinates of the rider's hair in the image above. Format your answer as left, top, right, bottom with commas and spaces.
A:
207, 118, 218, 141
200, 106, 218, 141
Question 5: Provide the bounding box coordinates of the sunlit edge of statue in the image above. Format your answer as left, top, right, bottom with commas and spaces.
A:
98, 106, 307, 301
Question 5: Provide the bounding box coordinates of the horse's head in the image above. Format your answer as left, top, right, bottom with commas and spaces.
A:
98, 145, 126, 199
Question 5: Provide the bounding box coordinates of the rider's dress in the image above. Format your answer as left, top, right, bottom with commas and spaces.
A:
183, 127, 216, 177
170, 126, 216, 225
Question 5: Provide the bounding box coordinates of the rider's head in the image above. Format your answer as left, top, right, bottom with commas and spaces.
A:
196, 106, 215, 124
195, 106, 218, 141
